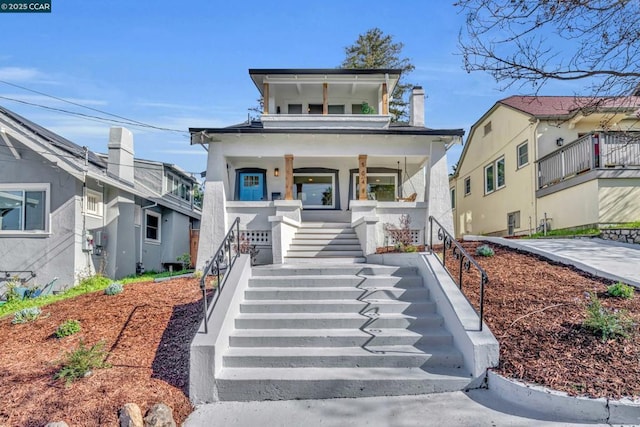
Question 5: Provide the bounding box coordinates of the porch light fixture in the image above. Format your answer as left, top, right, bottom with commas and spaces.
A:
274, 168, 279, 177
556, 137, 564, 147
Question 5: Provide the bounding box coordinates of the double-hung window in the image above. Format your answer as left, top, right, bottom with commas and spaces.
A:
517, 141, 529, 168
484, 157, 505, 194
145, 211, 161, 243
0, 184, 49, 233
85, 189, 103, 217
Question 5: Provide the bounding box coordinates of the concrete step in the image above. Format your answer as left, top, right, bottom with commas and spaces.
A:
229, 328, 453, 347
215, 366, 472, 401
288, 244, 364, 252
251, 264, 418, 276
294, 233, 358, 240
223, 345, 464, 369
295, 228, 356, 235
286, 250, 364, 257
244, 287, 430, 301
283, 256, 367, 264
234, 313, 444, 329
248, 275, 423, 288
239, 300, 436, 314
299, 222, 351, 228
291, 238, 361, 245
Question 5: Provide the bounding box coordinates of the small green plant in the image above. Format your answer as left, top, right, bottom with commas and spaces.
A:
403, 245, 418, 253
77, 274, 111, 291
12, 307, 41, 324
177, 252, 192, 270
607, 282, 635, 299
193, 270, 203, 280
475, 244, 495, 257
55, 319, 81, 338
54, 340, 110, 385
104, 283, 123, 296
361, 102, 376, 114
4, 279, 21, 302
583, 293, 634, 342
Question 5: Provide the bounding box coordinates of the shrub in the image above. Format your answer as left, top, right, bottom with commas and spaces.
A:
607, 282, 635, 299
77, 274, 111, 291
177, 253, 192, 270
193, 270, 203, 280
475, 244, 495, 257
104, 283, 123, 296
384, 214, 413, 250
12, 307, 42, 324
4, 279, 21, 302
403, 245, 418, 253
55, 319, 81, 338
583, 294, 634, 342
54, 340, 110, 385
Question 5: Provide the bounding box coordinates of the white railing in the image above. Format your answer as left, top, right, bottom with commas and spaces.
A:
538, 132, 640, 188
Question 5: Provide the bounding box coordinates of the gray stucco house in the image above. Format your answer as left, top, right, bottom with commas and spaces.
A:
0, 106, 201, 291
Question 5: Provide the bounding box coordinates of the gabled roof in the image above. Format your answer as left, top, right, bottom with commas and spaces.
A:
500, 95, 640, 118
0, 105, 106, 168
451, 95, 640, 179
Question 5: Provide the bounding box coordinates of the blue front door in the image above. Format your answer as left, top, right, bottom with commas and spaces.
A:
239, 172, 264, 201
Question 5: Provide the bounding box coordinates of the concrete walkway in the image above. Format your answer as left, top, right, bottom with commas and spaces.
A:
184, 389, 609, 426
467, 236, 640, 287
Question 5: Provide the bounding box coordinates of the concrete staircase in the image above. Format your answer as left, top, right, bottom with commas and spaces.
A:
215, 264, 471, 401
285, 222, 365, 263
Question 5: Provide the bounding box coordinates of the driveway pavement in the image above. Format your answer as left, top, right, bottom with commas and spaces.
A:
468, 237, 640, 287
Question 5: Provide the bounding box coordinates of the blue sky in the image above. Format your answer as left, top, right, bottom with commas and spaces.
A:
0, 0, 584, 177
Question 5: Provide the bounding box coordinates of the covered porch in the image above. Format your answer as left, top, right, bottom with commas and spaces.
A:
196, 132, 453, 267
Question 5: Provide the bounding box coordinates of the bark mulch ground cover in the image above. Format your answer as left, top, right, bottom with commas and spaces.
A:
0, 277, 205, 427
2, 244, 639, 426
442, 241, 640, 400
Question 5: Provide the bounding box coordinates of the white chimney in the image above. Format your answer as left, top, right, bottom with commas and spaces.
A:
409, 86, 425, 127
108, 127, 134, 184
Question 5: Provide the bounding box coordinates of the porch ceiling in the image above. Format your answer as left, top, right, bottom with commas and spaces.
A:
225, 155, 428, 169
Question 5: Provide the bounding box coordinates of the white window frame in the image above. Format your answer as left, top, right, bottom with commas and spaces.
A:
464, 177, 471, 196
351, 172, 398, 201
292, 172, 336, 209
85, 188, 103, 218
484, 156, 505, 195
517, 141, 529, 168
0, 183, 50, 235
145, 211, 161, 244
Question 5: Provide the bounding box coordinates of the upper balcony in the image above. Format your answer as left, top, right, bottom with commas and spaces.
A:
538, 131, 640, 189
249, 69, 401, 130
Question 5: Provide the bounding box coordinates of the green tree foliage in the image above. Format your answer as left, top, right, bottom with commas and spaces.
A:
341, 28, 416, 122
193, 181, 204, 209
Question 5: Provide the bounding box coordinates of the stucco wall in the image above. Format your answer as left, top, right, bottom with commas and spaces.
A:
598, 178, 640, 224
537, 179, 599, 230
453, 106, 536, 237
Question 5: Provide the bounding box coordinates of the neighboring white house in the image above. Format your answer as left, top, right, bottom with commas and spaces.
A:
0, 106, 201, 290
190, 68, 463, 266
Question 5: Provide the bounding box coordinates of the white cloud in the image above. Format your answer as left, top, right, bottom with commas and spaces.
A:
0, 67, 42, 82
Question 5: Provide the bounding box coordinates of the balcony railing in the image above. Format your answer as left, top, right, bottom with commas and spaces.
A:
538, 132, 640, 189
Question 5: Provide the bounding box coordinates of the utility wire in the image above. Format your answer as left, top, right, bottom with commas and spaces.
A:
0, 92, 189, 135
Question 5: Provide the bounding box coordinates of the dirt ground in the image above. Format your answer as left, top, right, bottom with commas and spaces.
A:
0, 278, 204, 426
443, 241, 640, 399
1, 243, 638, 426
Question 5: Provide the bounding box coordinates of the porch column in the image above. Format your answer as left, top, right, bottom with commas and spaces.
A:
263, 83, 269, 114
358, 154, 367, 201
284, 154, 294, 200
382, 83, 388, 115
323, 83, 328, 115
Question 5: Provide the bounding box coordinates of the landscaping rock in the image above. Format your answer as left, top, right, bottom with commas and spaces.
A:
119, 403, 143, 427
45, 422, 69, 427
144, 403, 176, 427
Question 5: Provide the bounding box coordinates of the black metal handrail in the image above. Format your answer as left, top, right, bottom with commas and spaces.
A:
199, 217, 240, 334
428, 216, 489, 331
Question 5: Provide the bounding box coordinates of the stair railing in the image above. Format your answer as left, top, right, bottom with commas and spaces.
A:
199, 217, 240, 334
428, 216, 488, 331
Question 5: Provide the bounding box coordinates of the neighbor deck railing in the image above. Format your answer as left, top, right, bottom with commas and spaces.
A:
538, 132, 640, 188
199, 217, 240, 334
428, 216, 488, 331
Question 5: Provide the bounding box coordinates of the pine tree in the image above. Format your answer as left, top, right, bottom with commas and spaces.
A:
341, 28, 416, 122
